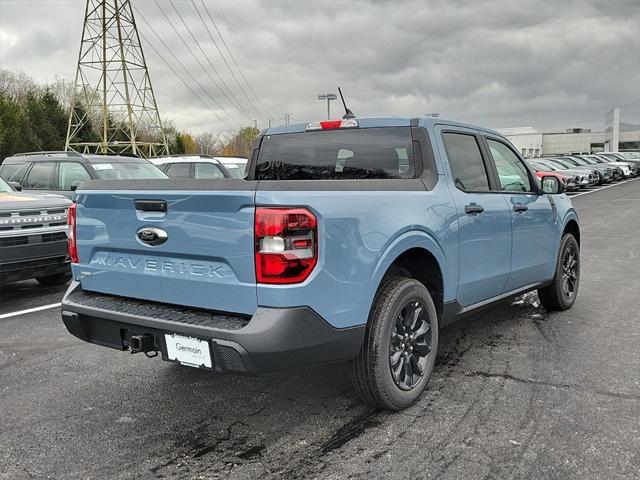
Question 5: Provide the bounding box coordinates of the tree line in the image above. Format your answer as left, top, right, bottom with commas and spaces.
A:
0, 70, 258, 162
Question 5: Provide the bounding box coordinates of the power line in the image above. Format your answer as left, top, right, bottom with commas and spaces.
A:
165, 0, 255, 124
138, 30, 233, 131
152, 0, 250, 124
132, 4, 239, 131
199, 0, 275, 121
190, 0, 264, 123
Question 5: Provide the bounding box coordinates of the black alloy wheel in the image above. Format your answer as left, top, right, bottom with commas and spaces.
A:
561, 244, 579, 300
538, 233, 580, 311
389, 300, 432, 390
351, 277, 439, 410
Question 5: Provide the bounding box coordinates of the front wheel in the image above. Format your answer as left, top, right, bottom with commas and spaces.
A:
538, 234, 580, 311
351, 277, 439, 411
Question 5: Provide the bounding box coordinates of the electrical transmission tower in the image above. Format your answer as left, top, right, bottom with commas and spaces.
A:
65, 0, 169, 158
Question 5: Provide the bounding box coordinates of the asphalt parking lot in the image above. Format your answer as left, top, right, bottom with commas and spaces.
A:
1, 179, 639, 480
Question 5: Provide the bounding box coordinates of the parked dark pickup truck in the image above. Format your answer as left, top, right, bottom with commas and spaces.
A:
0, 176, 71, 285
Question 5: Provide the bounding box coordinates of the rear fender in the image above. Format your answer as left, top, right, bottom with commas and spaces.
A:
361, 230, 448, 323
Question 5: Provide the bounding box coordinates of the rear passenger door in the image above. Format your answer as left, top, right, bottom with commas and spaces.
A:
483, 136, 556, 288
437, 127, 512, 306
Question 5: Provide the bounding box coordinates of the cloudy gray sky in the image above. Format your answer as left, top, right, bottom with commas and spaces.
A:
1, 0, 639, 134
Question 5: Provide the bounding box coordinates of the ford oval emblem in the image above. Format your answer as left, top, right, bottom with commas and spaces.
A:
136, 227, 168, 246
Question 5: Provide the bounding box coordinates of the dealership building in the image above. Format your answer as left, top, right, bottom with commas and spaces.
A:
498, 108, 640, 158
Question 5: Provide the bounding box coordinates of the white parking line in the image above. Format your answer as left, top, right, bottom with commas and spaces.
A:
569, 177, 639, 198
0, 303, 62, 320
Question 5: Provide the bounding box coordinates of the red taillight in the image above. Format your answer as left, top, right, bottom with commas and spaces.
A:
67, 203, 78, 263
255, 207, 318, 284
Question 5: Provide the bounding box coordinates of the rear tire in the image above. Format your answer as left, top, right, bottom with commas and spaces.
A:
538, 234, 579, 311
36, 273, 72, 287
351, 277, 439, 411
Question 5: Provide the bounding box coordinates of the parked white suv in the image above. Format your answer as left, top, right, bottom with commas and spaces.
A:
150, 155, 248, 179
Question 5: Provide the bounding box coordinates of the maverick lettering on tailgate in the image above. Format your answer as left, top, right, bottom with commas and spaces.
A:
90, 252, 227, 279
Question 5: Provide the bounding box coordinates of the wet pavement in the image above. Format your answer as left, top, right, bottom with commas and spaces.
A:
1, 179, 639, 480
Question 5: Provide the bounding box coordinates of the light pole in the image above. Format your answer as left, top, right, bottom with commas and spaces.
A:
318, 93, 337, 119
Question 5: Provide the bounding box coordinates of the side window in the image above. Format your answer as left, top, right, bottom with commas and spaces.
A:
165, 163, 192, 178
487, 139, 532, 192
0, 163, 23, 181
442, 133, 490, 192
6, 163, 31, 183
194, 163, 224, 179
58, 162, 91, 190
23, 162, 56, 189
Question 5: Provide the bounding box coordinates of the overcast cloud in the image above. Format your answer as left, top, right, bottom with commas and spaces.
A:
0, 0, 638, 134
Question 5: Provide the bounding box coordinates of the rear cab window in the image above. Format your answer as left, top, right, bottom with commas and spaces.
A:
254, 128, 415, 180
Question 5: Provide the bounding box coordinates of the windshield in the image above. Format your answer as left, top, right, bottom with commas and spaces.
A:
255, 128, 415, 180
0, 176, 13, 192
90, 161, 167, 180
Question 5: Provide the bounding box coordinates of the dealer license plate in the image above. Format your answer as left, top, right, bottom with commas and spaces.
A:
164, 334, 212, 369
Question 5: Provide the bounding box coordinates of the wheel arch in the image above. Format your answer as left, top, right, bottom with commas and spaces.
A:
365, 231, 448, 323
563, 218, 581, 246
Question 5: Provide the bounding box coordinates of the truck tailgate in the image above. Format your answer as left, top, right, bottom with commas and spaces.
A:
73, 181, 257, 315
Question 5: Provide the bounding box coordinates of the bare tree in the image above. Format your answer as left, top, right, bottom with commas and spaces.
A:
195, 131, 225, 156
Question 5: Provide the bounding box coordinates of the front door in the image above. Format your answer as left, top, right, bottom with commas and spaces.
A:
484, 137, 556, 289
437, 128, 512, 307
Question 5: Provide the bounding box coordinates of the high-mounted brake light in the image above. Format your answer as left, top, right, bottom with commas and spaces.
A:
255, 207, 318, 284
306, 119, 358, 131
67, 203, 78, 263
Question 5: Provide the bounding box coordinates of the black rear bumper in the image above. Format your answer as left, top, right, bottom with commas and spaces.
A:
61, 282, 365, 374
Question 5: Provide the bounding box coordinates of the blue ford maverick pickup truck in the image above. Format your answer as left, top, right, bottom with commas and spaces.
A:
61, 117, 580, 410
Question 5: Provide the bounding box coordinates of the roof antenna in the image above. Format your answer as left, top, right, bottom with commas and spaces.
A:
338, 86, 355, 119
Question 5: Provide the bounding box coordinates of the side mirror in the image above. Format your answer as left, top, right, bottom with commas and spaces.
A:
541, 176, 565, 194
9, 181, 22, 191
70, 181, 83, 191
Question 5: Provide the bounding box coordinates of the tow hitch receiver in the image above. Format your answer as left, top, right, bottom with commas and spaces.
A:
127, 333, 158, 357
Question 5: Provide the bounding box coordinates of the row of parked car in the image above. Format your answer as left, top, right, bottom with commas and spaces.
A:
0, 151, 248, 198
0, 152, 247, 284
527, 152, 640, 192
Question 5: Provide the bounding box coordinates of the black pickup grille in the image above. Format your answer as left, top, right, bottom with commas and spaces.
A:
0, 231, 67, 248
0, 236, 29, 248
42, 232, 67, 243
66, 289, 250, 331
